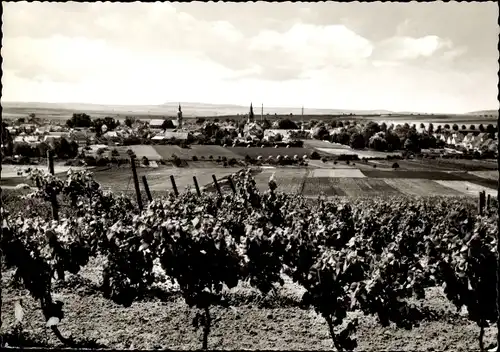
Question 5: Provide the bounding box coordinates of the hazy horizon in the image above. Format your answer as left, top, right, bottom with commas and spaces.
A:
2, 2, 499, 114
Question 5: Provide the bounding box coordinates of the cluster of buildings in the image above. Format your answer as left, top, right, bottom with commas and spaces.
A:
434, 131, 497, 152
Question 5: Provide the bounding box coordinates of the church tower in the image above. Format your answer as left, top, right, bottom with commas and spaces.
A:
248, 103, 254, 124
177, 103, 183, 129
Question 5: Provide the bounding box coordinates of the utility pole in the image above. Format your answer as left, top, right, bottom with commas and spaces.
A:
301, 106, 304, 131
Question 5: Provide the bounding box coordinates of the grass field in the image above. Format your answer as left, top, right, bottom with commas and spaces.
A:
226, 147, 314, 159
153, 145, 241, 160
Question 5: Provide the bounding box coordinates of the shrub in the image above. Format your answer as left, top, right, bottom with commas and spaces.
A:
392, 162, 400, 169
321, 157, 327, 163
310, 151, 321, 160
192, 155, 199, 161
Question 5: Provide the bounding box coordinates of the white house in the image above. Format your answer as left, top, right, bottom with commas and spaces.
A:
446, 133, 464, 146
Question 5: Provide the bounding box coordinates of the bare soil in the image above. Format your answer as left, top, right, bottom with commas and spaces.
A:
1, 257, 496, 351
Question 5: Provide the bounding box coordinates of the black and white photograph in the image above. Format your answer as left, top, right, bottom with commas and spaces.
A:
0, 1, 499, 350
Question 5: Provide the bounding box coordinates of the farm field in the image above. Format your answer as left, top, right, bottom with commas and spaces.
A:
383, 178, 464, 197
253, 169, 495, 198
434, 180, 498, 198
89, 166, 242, 192
309, 168, 366, 178
254, 168, 307, 193
226, 146, 315, 159
154, 145, 242, 160
1, 164, 90, 179
404, 158, 498, 172
468, 170, 499, 181
315, 147, 402, 159
116, 145, 163, 161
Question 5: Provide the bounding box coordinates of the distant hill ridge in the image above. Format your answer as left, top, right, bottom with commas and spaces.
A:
1, 101, 497, 117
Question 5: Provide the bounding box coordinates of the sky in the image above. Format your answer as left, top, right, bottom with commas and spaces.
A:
1, 2, 499, 113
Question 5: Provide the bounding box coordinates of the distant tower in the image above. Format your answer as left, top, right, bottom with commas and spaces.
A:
248, 103, 254, 124
177, 103, 183, 129
301, 106, 304, 131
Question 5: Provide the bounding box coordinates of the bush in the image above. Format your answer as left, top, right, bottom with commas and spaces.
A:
392, 162, 400, 169
209, 155, 213, 160
84, 156, 97, 166
310, 151, 321, 160
346, 160, 350, 165
173, 158, 182, 167
321, 157, 327, 163
192, 155, 199, 161
96, 157, 109, 167
373, 164, 377, 168
333, 161, 337, 165
228, 158, 237, 166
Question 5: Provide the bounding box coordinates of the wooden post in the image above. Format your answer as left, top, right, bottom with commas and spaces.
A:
170, 175, 179, 197
193, 176, 201, 197
47, 150, 59, 220
212, 175, 222, 196
487, 194, 491, 210
47, 150, 55, 175
478, 191, 485, 216
130, 155, 143, 211
142, 175, 152, 202
227, 176, 236, 194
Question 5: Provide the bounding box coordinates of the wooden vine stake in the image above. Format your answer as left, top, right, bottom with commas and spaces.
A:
227, 175, 236, 194
212, 174, 222, 196
170, 175, 179, 197
130, 155, 143, 211
142, 175, 153, 202
193, 176, 201, 197
478, 191, 485, 216
47, 150, 59, 221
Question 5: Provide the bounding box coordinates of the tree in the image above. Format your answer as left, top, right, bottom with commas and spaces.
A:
362, 122, 381, 147
349, 133, 365, 149
470, 124, 476, 130
261, 119, 272, 129
1, 122, 14, 156
278, 119, 298, 130
452, 124, 458, 131
312, 126, 329, 140
124, 117, 136, 128
369, 133, 388, 151
461, 125, 467, 130
385, 130, 401, 151
162, 120, 175, 129
66, 113, 92, 128
479, 124, 485, 132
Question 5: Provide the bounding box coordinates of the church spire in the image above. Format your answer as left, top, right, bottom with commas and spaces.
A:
177, 103, 183, 129
248, 102, 254, 124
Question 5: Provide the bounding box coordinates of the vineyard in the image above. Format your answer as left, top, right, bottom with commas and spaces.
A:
0, 168, 499, 350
